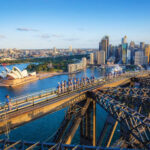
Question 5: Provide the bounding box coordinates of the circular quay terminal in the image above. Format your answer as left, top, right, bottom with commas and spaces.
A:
0, 0, 150, 149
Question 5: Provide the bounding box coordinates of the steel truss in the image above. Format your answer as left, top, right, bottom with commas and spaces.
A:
103, 87, 150, 97
132, 77, 150, 87
87, 91, 150, 149
100, 87, 150, 116
0, 139, 121, 150
52, 103, 83, 143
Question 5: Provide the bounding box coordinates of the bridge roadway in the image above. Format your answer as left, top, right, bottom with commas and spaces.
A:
0, 71, 149, 135
0, 75, 132, 134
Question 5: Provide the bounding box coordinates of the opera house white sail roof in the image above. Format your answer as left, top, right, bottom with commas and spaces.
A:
0, 66, 36, 80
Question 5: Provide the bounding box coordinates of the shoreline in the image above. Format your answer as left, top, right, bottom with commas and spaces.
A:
37, 72, 68, 80
0, 72, 68, 87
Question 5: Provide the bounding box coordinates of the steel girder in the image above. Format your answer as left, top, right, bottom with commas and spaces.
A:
99, 87, 150, 116
0, 139, 122, 150
133, 77, 150, 87
87, 91, 150, 149
103, 87, 150, 97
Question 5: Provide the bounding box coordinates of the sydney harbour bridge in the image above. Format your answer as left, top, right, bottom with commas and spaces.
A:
0, 71, 149, 149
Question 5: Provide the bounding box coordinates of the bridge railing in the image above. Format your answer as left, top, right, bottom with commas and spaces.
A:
0, 88, 57, 109
0, 70, 149, 112
12, 88, 56, 102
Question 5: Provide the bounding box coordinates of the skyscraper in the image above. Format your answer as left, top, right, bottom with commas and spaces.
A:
134, 51, 148, 65
99, 36, 109, 61
145, 45, 150, 64
129, 41, 135, 49
90, 53, 94, 65
97, 51, 105, 65
127, 49, 131, 64
122, 36, 127, 44
121, 36, 128, 64
140, 42, 145, 50
122, 43, 128, 64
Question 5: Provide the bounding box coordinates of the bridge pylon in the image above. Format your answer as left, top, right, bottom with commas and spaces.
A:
80, 98, 96, 146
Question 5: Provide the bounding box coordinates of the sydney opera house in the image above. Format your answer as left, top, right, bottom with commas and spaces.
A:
0, 67, 36, 79
0, 67, 37, 86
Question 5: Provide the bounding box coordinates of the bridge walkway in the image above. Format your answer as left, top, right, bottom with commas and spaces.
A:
0, 73, 133, 117
0, 71, 149, 135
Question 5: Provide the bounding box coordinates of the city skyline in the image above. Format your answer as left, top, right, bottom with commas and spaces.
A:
0, 0, 150, 49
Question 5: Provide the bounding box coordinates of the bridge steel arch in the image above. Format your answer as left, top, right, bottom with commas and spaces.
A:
87, 91, 150, 149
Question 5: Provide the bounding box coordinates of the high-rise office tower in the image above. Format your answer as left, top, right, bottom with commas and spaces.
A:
99, 42, 101, 51
121, 36, 128, 64
109, 45, 115, 57
116, 45, 122, 61
90, 53, 94, 65
134, 51, 148, 65
122, 36, 127, 44
140, 42, 145, 50
122, 43, 128, 64
127, 49, 131, 64
129, 41, 135, 49
99, 36, 109, 60
97, 51, 105, 65
145, 45, 150, 64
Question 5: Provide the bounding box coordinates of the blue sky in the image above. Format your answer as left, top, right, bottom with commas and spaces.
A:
0, 0, 150, 49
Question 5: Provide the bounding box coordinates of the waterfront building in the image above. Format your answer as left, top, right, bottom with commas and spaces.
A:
97, 50, 105, 65
90, 53, 94, 65
107, 57, 115, 65
68, 57, 86, 73
82, 57, 87, 68
145, 45, 150, 64
134, 51, 148, 65
0, 67, 36, 79
97, 51, 100, 65
68, 64, 76, 73
68, 63, 84, 73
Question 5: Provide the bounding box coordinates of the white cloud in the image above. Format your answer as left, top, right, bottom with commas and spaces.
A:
16, 28, 38, 32
64, 38, 79, 41
0, 35, 6, 39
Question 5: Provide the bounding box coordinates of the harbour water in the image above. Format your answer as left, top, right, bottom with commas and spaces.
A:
0, 64, 120, 146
